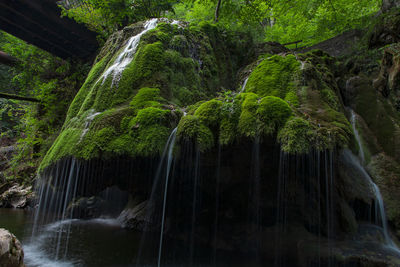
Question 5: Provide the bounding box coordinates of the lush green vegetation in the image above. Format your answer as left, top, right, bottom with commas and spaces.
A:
0, 31, 89, 180
62, 0, 381, 45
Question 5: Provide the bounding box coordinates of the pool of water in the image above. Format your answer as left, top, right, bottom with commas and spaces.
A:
0, 208, 298, 267
0, 208, 161, 267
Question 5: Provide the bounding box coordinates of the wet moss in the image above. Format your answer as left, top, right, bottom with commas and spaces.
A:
194, 99, 223, 126
130, 87, 163, 112
257, 96, 293, 134
177, 115, 214, 151
278, 117, 314, 154
246, 54, 300, 98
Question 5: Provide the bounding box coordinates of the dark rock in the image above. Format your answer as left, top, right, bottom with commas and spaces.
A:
382, 0, 400, 13
0, 228, 24, 267
374, 44, 400, 97
343, 76, 370, 106
0, 184, 33, 209
66, 196, 108, 219
117, 197, 154, 231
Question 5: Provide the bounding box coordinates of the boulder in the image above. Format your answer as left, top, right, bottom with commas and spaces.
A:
0, 228, 24, 267
117, 198, 154, 231
0, 184, 33, 209
382, 0, 400, 13
66, 196, 108, 219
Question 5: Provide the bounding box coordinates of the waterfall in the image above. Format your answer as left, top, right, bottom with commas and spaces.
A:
135, 127, 178, 266
80, 110, 102, 140
347, 108, 399, 251
247, 137, 261, 261
343, 150, 399, 250
213, 145, 222, 266
349, 109, 365, 164
240, 77, 249, 93
98, 18, 158, 87
26, 158, 81, 266
157, 128, 177, 267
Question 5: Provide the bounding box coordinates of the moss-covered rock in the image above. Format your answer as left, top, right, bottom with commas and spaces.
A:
245, 54, 300, 98
177, 115, 214, 151
40, 19, 254, 171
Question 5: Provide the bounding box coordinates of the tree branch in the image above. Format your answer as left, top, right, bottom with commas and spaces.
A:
0, 93, 40, 102
0, 51, 19, 67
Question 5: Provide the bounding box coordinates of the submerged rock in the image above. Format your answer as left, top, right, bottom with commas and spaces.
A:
0, 228, 24, 267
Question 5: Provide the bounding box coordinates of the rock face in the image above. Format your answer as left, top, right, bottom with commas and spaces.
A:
0, 229, 24, 267
117, 198, 153, 231
382, 0, 400, 13
0, 184, 33, 209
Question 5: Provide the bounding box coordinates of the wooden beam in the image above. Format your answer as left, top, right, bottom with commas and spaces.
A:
0, 93, 40, 102
0, 51, 18, 67
0, 0, 98, 60
0, 1, 95, 56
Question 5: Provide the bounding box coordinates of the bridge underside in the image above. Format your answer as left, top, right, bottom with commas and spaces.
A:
0, 0, 99, 60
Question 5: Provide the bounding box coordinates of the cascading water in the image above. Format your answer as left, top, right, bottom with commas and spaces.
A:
157, 128, 177, 267
347, 108, 399, 252
80, 110, 102, 140
240, 77, 249, 93
349, 109, 365, 164
26, 158, 81, 267
98, 18, 158, 87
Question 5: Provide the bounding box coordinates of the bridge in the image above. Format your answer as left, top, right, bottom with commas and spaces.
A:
0, 0, 99, 60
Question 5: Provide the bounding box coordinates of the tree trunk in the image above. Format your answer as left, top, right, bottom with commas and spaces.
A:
0, 93, 39, 102
214, 0, 222, 22
0, 51, 18, 67
382, 0, 400, 12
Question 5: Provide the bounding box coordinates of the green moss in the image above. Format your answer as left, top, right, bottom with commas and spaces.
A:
39, 128, 81, 172
130, 87, 163, 112
134, 125, 171, 156
169, 35, 189, 56
78, 126, 117, 159
129, 107, 170, 128
219, 99, 241, 145
278, 117, 314, 154
177, 115, 214, 151
117, 42, 165, 103
66, 56, 109, 121
39, 20, 258, 170
257, 96, 293, 135
246, 54, 300, 98
238, 110, 258, 138
320, 88, 340, 110
194, 99, 223, 126
240, 93, 259, 111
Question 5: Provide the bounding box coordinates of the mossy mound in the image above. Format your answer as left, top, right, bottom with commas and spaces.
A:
40, 19, 253, 171
40, 17, 355, 172
175, 51, 352, 154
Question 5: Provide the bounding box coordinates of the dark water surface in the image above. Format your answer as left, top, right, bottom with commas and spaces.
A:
0, 209, 262, 267
0, 208, 157, 267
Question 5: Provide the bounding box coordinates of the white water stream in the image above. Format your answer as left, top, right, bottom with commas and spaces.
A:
98, 18, 159, 87
348, 109, 399, 251
157, 128, 178, 267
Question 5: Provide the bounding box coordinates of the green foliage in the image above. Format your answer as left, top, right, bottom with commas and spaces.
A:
62, 0, 176, 38
265, 0, 381, 47
0, 31, 89, 180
